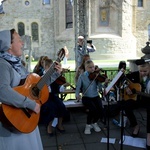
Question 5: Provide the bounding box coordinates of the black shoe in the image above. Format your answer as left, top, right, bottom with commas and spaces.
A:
47, 125, 53, 136
56, 125, 65, 133
48, 132, 54, 137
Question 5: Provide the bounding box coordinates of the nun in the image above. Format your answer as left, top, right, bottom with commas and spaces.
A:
0, 29, 62, 150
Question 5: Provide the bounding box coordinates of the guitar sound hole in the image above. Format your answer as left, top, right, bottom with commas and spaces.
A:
32, 86, 40, 97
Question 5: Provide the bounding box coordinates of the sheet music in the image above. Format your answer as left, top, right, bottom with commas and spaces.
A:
105, 70, 124, 95
119, 136, 146, 148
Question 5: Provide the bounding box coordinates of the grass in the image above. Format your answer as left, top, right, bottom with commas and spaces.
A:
31, 59, 127, 70
30, 60, 129, 101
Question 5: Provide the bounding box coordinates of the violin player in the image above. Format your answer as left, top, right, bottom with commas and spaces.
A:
40, 58, 68, 136
75, 54, 90, 83
75, 59, 109, 135
75, 54, 106, 84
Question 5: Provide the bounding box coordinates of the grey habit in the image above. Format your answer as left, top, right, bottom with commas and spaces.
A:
0, 30, 60, 150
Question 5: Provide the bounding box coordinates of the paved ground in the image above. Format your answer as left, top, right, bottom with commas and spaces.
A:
39, 106, 147, 150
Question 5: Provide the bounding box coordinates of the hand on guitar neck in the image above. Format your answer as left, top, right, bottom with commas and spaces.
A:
54, 61, 62, 74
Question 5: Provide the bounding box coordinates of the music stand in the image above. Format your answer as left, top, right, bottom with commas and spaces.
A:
104, 70, 124, 150
118, 80, 127, 150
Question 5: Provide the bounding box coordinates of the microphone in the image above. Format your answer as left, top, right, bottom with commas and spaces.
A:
135, 59, 150, 65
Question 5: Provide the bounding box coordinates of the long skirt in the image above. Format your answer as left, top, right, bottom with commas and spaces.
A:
0, 122, 43, 150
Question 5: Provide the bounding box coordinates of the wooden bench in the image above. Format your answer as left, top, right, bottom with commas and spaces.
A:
63, 99, 84, 108
59, 89, 76, 100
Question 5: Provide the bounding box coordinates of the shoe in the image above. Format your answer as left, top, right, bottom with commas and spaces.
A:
92, 123, 101, 132
132, 131, 139, 137
56, 125, 65, 133
84, 124, 93, 134
131, 126, 140, 137
48, 132, 54, 137
112, 119, 119, 127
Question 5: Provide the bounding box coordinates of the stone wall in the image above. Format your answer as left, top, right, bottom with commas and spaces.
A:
0, 0, 149, 61
135, 0, 150, 58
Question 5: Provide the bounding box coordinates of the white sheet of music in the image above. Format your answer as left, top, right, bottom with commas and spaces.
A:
105, 70, 124, 95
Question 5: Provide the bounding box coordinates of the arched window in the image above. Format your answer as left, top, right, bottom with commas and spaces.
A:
148, 24, 150, 41
31, 22, 39, 41
65, 0, 73, 28
138, 0, 143, 7
18, 22, 25, 36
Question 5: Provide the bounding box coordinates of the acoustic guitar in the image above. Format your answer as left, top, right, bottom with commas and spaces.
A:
0, 48, 65, 133
123, 80, 150, 101
123, 81, 141, 101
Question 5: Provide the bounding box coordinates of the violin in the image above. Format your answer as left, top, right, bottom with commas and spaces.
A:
55, 76, 66, 85
62, 68, 70, 73
55, 67, 70, 85
55, 75, 76, 90
89, 71, 107, 82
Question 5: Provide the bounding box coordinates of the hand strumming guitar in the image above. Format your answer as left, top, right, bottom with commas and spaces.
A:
125, 87, 133, 95
34, 103, 41, 114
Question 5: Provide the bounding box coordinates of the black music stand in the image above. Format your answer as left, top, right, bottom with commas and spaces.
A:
119, 81, 126, 150
103, 70, 124, 150
103, 93, 110, 150
114, 76, 129, 150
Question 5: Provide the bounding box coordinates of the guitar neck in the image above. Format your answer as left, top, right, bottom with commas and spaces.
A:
37, 57, 61, 90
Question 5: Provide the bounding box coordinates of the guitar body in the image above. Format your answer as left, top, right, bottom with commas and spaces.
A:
1, 73, 49, 133
123, 81, 141, 101
1, 48, 65, 133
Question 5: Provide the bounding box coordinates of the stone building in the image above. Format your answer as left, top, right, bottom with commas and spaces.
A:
0, 0, 149, 61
